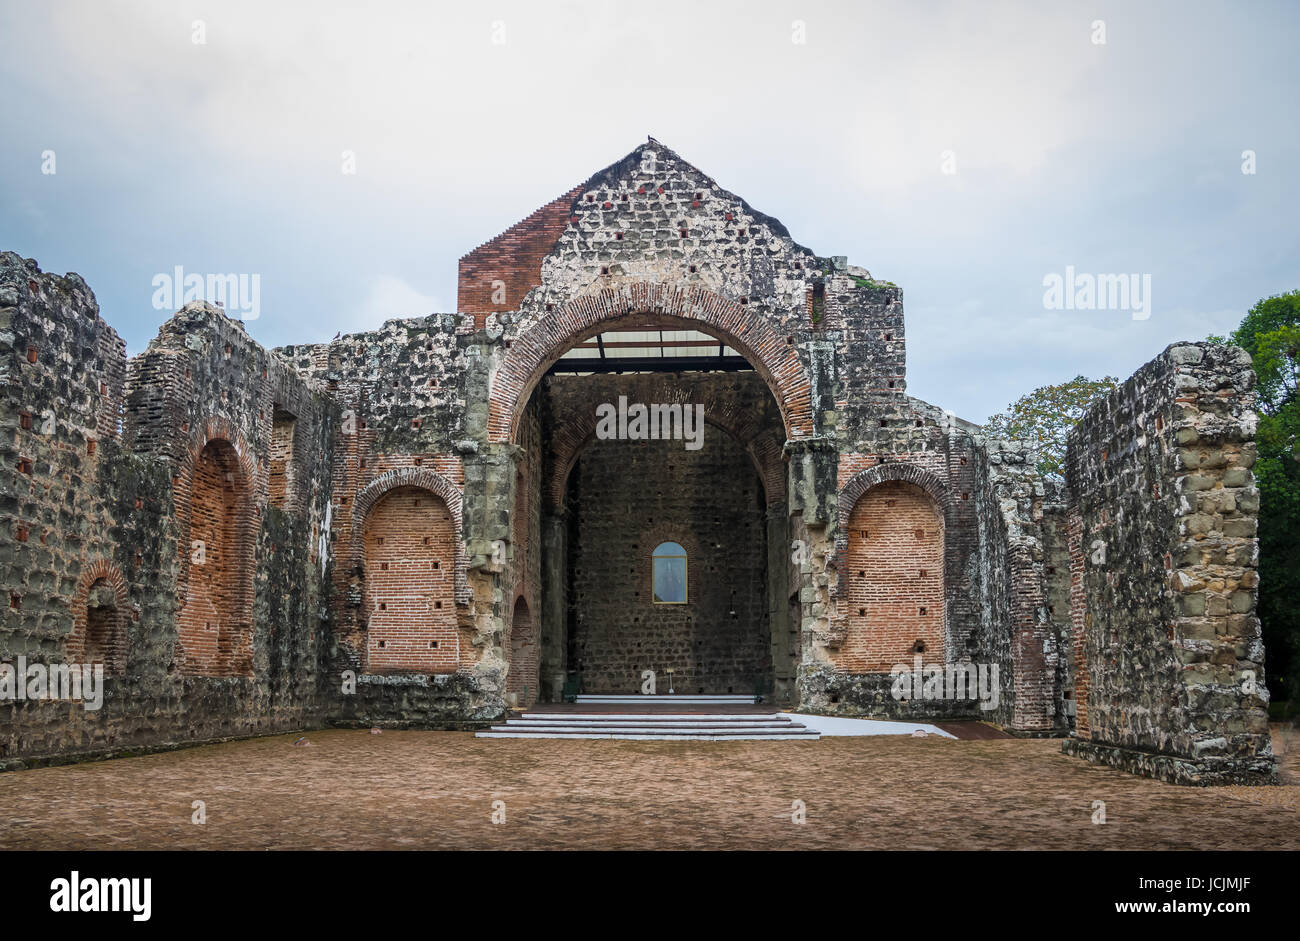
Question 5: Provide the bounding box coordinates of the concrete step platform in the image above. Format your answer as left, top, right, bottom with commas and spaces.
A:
514, 713, 785, 723
477, 708, 820, 740
573, 694, 760, 705
477, 732, 820, 740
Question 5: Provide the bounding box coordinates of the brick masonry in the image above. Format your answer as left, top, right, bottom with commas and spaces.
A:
0, 142, 1275, 784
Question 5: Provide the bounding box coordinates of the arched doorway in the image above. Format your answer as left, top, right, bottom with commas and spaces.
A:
508, 597, 537, 708
492, 291, 802, 703
68, 562, 130, 675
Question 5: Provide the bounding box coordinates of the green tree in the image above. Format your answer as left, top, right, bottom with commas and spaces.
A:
1231, 290, 1300, 706
983, 375, 1119, 477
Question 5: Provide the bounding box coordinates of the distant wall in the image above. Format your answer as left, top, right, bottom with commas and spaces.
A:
551, 372, 776, 695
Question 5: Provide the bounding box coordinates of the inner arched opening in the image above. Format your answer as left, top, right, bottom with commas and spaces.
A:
506, 316, 797, 704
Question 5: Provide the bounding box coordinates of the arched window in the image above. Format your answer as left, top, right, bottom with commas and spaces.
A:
652, 542, 688, 604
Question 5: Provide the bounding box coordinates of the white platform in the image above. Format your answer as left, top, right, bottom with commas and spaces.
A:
786, 713, 955, 738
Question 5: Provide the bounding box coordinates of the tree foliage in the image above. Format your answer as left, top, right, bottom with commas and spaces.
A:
982, 375, 1119, 477
1230, 290, 1300, 704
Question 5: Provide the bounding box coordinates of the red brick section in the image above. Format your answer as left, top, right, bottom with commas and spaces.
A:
65, 560, 130, 674
507, 597, 538, 707
177, 436, 255, 676
834, 481, 945, 672
363, 486, 459, 673
1067, 508, 1090, 737
488, 281, 814, 444
836, 462, 954, 554
267, 412, 295, 510
457, 185, 584, 328
350, 465, 467, 606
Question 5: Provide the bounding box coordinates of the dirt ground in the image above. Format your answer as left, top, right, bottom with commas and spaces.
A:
1, 724, 1295, 850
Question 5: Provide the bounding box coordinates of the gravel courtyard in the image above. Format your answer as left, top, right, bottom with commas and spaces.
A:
2, 726, 1295, 851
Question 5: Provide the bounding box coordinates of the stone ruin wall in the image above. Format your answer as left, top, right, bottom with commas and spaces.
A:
1061, 342, 1274, 784
0, 142, 1277, 784
275, 315, 505, 727
0, 252, 336, 767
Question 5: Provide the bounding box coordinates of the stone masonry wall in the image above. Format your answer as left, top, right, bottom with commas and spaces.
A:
971, 440, 1060, 733
0, 254, 336, 766
1062, 342, 1274, 784
276, 316, 503, 728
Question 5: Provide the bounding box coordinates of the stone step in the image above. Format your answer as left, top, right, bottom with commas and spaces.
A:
513, 713, 784, 723
477, 729, 820, 740
491, 722, 802, 732
476, 709, 820, 740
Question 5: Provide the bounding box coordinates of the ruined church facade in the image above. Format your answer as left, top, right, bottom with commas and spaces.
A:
0, 141, 1275, 784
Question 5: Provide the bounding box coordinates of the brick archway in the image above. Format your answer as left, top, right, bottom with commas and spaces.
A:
507, 595, 538, 708
361, 485, 460, 674
488, 282, 814, 444
175, 417, 259, 677
353, 467, 468, 605
836, 463, 954, 558
831, 463, 954, 666
833, 480, 946, 671
183, 416, 259, 489
67, 560, 132, 674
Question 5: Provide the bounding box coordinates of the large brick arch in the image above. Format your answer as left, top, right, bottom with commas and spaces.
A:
352, 467, 468, 605
488, 282, 814, 444
174, 417, 259, 677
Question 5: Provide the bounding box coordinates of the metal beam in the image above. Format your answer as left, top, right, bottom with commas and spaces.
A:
546, 356, 753, 374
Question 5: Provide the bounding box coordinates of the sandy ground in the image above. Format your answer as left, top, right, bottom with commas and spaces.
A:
0, 724, 1295, 850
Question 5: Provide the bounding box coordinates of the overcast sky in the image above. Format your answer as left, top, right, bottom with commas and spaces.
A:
2, 0, 1297, 422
